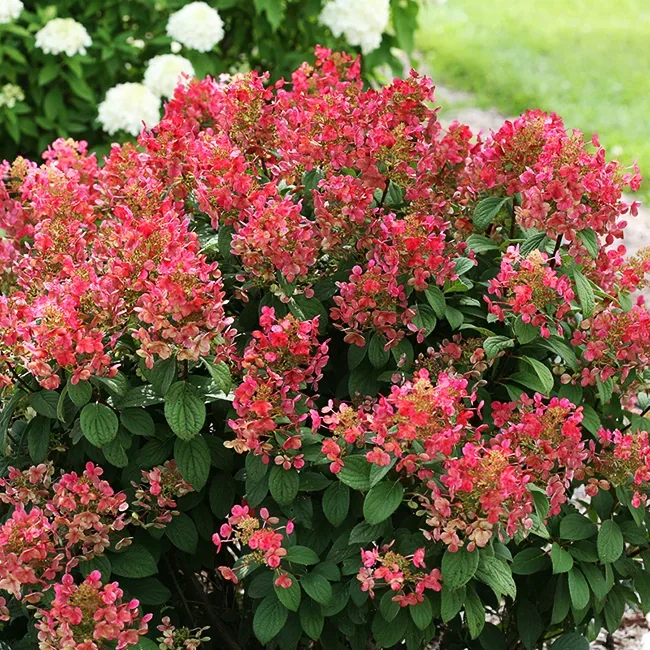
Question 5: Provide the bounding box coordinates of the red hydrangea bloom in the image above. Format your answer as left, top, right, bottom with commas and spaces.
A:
35, 571, 151, 650
212, 505, 294, 581
357, 544, 442, 606
420, 443, 534, 551
132, 460, 193, 528
487, 247, 575, 338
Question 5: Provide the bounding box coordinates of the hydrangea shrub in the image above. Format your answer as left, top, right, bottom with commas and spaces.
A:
1, 48, 650, 650
0, 0, 417, 160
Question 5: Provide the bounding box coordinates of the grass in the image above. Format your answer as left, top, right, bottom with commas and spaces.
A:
416, 0, 650, 197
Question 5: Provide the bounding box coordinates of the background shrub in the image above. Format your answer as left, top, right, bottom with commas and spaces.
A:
0, 48, 649, 650
0, 0, 418, 161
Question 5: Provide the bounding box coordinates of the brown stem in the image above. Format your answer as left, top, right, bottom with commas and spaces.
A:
189, 572, 243, 650
549, 236, 563, 268
5, 363, 33, 393
167, 557, 197, 628
377, 178, 390, 210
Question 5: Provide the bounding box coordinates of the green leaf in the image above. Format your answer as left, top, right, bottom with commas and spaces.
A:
520, 232, 550, 257
269, 467, 299, 506
473, 196, 509, 232
300, 573, 331, 605
466, 233, 499, 254
445, 305, 464, 330
550, 633, 589, 650
201, 358, 232, 394
80, 554, 112, 580
478, 622, 507, 650
453, 257, 475, 276
29, 390, 59, 418
464, 584, 485, 639
174, 435, 210, 490
392, 0, 418, 52
424, 285, 446, 318
363, 481, 404, 524
0, 390, 24, 452
511, 548, 550, 575
567, 567, 590, 610
577, 228, 599, 257
581, 563, 610, 601
441, 547, 479, 590
411, 304, 437, 337
521, 357, 554, 395
441, 585, 465, 623
253, 595, 288, 645
284, 546, 320, 565
517, 599, 542, 649
120, 408, 155, 436
165, 513, 198, 554
275, 578, 301, 612
110, 545, 158, 578
598, 519, 624, 564
347, 343, 367, 371
581, 404, 601, 435
483, 336, 515, 359
322, 482, 350, 527
120, 577, 171, 606
165, 382, 206, 439
551, 543, 574, 574
253, 0, 285, 30
80, 403, 119, 447
93, 372, 128, 397
410, 595, 433, 630
27, 416, 50, 463
117, 386, 164, 409
338, 455, 372, 491
552, 576, 572, 626
368, 334, 390, 368
513, 316, 539, 344
149, 357, 177, 395
132, 638, 160, 650
597, 377, 614, 405
475, 555, 516, 600
372, 609, 409, 647
560, 513, 598, 541
299, 599, 324, 641
68, 379, 92, 407
573, 269, 595, 318
103, 438, 129, 467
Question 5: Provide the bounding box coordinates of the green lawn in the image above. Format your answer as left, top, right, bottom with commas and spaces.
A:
416, 0, 650, 197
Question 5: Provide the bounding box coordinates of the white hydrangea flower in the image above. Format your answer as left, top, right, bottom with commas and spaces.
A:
97, 83, 161, 136
144, 53, 195, 99
0, 84, 25, 108
319, 0, 390, 55
166, 2, 224, 52
35, 17, 92, 57
0, 0, 23, 24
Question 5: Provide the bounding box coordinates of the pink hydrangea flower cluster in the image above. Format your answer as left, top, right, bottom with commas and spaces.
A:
320, 368, 483, 477
227, 308, 328, 468
0, 140, 234, 388
357, 544, 442, 607
595, 427, 650, 507
0, 462, 128, 601
487, 247, 575, 338
35, 571, 151, 650
212, 504, 294, 582
476, 109, 641, 251
132, 460, 194, 528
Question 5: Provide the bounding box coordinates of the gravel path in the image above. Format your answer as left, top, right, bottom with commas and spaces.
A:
432, 80, 650, 650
